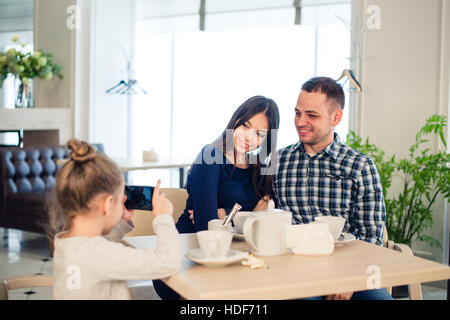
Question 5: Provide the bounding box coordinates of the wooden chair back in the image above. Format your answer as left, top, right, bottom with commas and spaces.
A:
382, 226, 422, 300
0, 275, 54, 300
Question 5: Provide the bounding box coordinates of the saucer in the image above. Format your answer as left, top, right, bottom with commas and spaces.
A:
334, 232, 356, 245
232, 231, 246, 241
185, 248, 249, 267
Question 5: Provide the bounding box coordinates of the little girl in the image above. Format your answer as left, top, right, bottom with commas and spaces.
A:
51, 139, 181, 299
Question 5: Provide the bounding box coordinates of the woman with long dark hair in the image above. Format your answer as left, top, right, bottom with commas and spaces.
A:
153, 95, 280, 300
175, 95, 280, 232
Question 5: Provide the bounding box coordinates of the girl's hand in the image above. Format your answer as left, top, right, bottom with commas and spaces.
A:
152, 179, 173, 217
253, 195, 271, 212
121, 195, 134, 222
122, 209, 135, 222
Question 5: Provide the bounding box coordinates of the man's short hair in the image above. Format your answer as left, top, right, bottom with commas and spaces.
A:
301, 77, 345, 110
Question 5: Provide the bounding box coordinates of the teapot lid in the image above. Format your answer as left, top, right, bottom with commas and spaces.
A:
255, 200, 291, 216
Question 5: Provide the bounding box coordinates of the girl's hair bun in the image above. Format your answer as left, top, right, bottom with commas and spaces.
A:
67, 138, 96, 163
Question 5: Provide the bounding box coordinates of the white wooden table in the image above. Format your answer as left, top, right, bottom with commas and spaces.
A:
125, 233, 450, 300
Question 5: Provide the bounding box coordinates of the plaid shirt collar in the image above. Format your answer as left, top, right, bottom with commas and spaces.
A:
289, 133, 342, 160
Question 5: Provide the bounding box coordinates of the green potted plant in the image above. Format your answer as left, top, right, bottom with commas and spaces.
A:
0, 35, 63, 108
346, 114, 449, 249
346, 115, 449, 298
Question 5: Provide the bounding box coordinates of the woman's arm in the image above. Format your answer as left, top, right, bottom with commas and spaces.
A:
188, 208, 227, 223
189, 147, 222, 232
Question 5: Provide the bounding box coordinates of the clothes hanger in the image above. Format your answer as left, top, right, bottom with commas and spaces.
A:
125, 79, 147, 95
106, 80, 127, 94
106, 79, 148, 95
105, 45, 147, 95
336, 69, 362, 92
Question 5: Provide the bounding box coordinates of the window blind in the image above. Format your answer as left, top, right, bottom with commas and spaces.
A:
0, 0, 33, 33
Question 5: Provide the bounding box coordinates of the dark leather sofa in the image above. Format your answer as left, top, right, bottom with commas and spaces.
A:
0, 144, 104, 237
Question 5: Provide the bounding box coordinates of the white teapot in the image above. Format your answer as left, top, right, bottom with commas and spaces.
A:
243, 205, 292, 256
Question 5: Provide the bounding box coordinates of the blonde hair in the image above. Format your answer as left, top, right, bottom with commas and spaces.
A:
49, 139, 123, 235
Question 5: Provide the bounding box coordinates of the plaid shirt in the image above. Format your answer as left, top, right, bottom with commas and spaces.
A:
273, 133, 386, 246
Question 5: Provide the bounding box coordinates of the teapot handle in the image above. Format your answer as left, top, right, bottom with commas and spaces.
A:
243, 217, 258, 253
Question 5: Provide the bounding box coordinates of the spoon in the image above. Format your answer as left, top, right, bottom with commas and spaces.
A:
223, 203, 242, 226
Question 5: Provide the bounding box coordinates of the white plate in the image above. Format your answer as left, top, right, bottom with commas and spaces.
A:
185, 248, 249, 267
334, 232, 356, 245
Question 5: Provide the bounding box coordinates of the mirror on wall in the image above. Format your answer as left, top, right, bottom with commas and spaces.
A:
0, 0, 34, 109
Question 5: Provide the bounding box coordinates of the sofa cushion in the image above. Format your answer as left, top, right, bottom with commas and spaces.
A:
2, 147, 69, 195
0, 143, 104, 234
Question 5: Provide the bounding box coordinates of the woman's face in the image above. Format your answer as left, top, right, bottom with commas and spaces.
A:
233, 112, 269, 154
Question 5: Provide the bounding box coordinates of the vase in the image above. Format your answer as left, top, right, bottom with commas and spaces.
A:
14, 78, 33, 108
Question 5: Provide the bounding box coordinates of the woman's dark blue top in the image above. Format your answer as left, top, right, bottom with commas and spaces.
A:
176, 145, 260, 233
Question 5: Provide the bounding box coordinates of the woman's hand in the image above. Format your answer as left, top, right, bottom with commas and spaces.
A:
152, 179, 174, 217
217, 208, 227, 220
253, 195, 271, 212
188, 208, 227, 223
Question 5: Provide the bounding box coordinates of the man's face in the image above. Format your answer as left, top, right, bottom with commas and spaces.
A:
294, 90, 342, 151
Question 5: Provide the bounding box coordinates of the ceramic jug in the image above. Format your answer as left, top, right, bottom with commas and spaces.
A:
243, 209, 292, 256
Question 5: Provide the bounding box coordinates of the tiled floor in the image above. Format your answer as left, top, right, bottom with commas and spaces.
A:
0, 227, 447, 300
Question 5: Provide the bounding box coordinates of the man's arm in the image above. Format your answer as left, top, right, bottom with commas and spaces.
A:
353, 158, 386, 246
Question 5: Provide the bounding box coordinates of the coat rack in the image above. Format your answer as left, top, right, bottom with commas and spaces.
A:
106, 46, 147, 96
105, 45, 147, 159
334, 13, 365, 93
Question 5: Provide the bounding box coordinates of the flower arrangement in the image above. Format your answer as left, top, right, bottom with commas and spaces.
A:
0, 36, 63, 107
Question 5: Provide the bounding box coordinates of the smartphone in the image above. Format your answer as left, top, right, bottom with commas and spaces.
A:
124, 185, 155, 211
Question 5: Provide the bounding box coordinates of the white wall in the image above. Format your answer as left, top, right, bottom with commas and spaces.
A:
34, 0, 75, 110
352, 0, 450, 264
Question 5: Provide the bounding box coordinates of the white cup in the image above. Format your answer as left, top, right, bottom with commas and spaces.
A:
208, 219, 232, 232
232, 211, 253, 234
314, 216, 346, 240
197, 230, 233, 259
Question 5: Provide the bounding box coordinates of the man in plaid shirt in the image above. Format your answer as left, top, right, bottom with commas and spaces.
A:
272, 77, 391, 300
